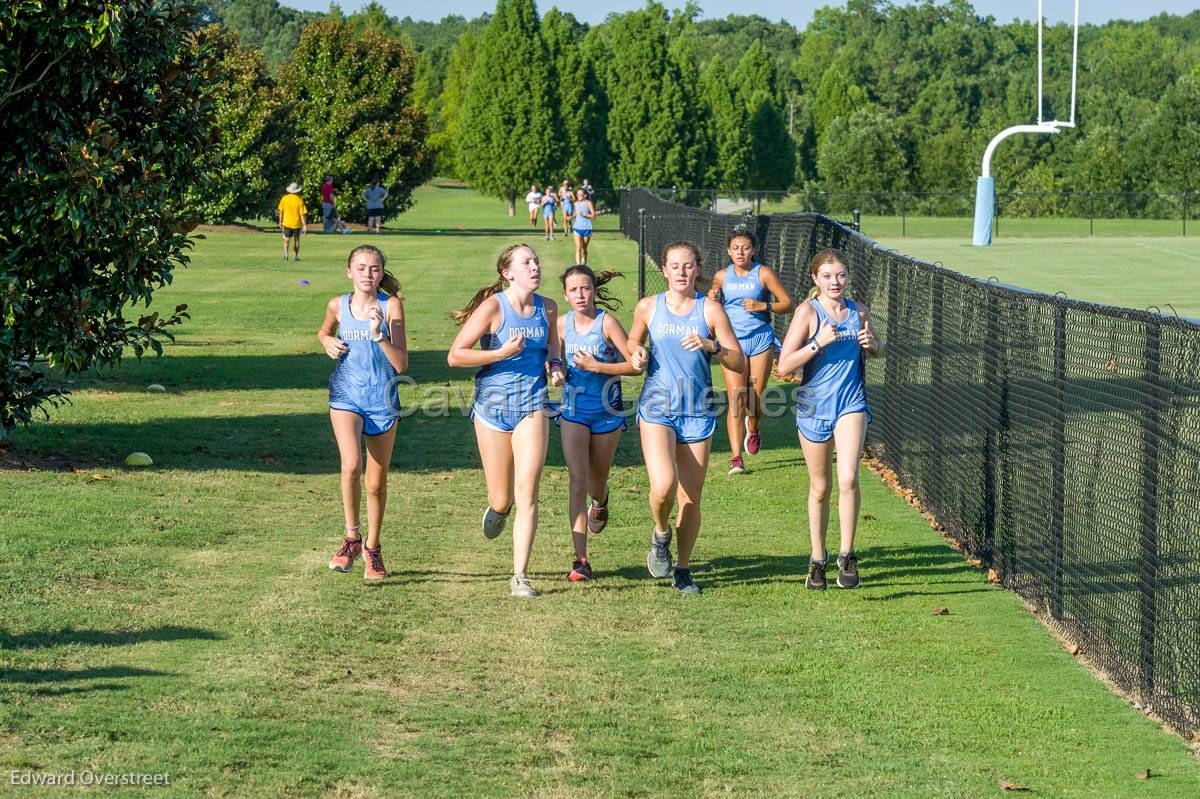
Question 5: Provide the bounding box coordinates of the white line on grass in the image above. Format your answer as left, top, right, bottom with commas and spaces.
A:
1134, 242, 1200, 262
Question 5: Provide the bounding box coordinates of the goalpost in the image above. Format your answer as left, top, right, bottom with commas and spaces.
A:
973, 0, 1080, 246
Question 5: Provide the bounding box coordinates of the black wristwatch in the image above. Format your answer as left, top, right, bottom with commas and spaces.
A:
711, 339, 722, 355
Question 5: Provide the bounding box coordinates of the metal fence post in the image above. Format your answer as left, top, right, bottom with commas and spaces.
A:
1184, 192, 1189, 237
983, 290, 1005, 566
1139, 318, 1165, 702
637, 209, 647, 299
1050, 303, 1067, 619
930, 272, 945, 497
1089, 192, 1094, 237
901, 194, 907, 237
884, 257, 902, 472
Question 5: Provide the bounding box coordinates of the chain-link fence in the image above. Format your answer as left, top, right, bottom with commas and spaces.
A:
621, 187, 1200, 737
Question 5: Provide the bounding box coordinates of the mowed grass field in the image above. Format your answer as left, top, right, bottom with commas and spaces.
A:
2, 183, 1199, 797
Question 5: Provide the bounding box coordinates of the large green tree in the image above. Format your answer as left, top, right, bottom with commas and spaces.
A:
603, 3, 706, 191
1, 0, 216, 430
817, 107, 908, 199
430, 30, 478, 179
211, 0, 314, 70
456, 0, 562, 214
542, 9, 608, 186
700, 58, 752, 189
278, 20, 434, 222
186, 25, 295, 223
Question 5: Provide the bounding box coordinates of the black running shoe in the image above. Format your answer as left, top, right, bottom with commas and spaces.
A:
837, 552, 860, 589
672, 567, 701, 595
568, 557, 593, 582
805, 558, 828, 591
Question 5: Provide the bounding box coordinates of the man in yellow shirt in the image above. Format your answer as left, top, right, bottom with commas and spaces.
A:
277, 182, 309, 261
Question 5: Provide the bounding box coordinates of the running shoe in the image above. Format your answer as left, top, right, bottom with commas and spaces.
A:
586, 497, 609, 534
672, 567, 701, 594
481, 506, 510, 540
363, 544, 387, 582
744, 418, 761, 456
837, 552, 860, 589
568, 557, 593, 582
728, 455, 746, 475
293, 255, 300, 261
328, 536, 362, 572
647, 528, 674, 578
510, 574, 538, 597
805, 558, 828, 591
283, 254, 289, 261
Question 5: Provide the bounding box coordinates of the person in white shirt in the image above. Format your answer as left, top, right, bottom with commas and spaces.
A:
362, 179, 389, 233
525, 184, 542, 228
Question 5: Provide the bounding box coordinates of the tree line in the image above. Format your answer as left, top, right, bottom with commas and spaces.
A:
210, 0, 1200, 218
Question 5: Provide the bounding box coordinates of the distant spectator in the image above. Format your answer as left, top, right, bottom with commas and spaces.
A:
277, 182, 308, 261
582, 178, 594, 201
363, 179, 388, 233
525, 184, 542, 228
321, 176, 336, 233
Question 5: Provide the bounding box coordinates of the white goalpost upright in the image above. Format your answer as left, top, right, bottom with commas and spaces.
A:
973, 0, 1080, 246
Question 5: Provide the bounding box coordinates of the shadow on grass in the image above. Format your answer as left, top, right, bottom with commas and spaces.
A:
72, 350, 464, 393
0, 625, 223, 650
1, 666, 171, 684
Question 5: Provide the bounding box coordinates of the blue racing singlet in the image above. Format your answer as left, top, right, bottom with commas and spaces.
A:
638, 293, 714, 418
328, 293, 399, 421
563, 309, 621, 417
573, 200, 593, 234
473, 292, 550, 416
798, 298, 869, 422
722, 263, 772, 340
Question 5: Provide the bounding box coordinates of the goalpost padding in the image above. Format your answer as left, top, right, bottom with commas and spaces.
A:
973, 176, 994, 246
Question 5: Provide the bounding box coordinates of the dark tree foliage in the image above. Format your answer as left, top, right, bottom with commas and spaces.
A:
278, 20, 435, 222
209, 0, 317, 71
186, 25, 296, 223
0, 0, 217, 431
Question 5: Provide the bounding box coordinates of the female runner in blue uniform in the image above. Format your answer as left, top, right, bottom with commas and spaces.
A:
448, 243, 565, 597
777, 249, 881, 591
317, 245, 409, 582
627, 242, 744, 594
558, 181, 574, 237
708, 227, 794, 474
570, 188, 595, 265
556, 265, 638, 582
541, 186, 558, 241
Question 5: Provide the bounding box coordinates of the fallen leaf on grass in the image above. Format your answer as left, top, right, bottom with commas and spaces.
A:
861, 513, 877, 521
91, 474, 112, 481
998, 778, 1030, 791
1137, 769, 1151, 780
1068, 643, 1081, 656
931, 608, 950, 616
965, 558, 984, 569
987, 568, 1002, 584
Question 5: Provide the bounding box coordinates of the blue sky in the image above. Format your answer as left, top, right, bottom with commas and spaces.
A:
288, 1, 1197, 27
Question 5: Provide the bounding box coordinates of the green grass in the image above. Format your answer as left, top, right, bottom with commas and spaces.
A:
2, 184, 1199, 797
872, 236, 1200, 317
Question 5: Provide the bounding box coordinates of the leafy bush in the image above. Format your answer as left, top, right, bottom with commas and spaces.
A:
0, 0, 217, 431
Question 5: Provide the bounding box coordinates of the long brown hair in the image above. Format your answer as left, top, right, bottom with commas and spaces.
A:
560, 264, 624, 311
805, 248, 848, 301
450, 243, 536, 325
659, 240, 710, 292
347, 244, 403, 299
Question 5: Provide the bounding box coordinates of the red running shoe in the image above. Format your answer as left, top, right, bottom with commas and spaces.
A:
328, 536, 362, 573
363, 544, 387, 582
744, 417, 762, 456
